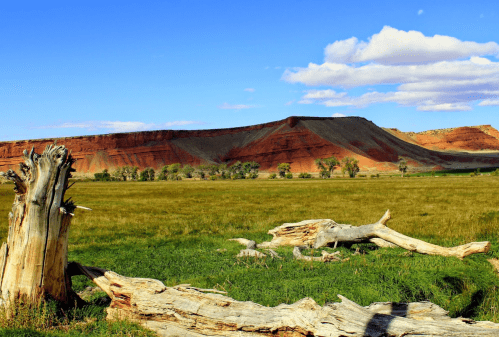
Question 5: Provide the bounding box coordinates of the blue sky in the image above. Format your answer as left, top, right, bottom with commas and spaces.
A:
1, 0, 498, 141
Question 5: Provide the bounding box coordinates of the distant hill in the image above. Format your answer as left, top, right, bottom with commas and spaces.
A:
1, 116, 499, 176
383, 125, 499, 152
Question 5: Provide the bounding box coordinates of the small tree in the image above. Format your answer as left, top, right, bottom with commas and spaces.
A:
398, 157, 408, 177
157, 165, 169, 180
218, 163, 230, 179
229, 161, 245, 179
277, 163, 291, 178
112, 167, 124, 181
207, 164, 219, 176
139, 167, 155, 181
168, 163, 181, 180
242, 161, 260, 179
196, 164, 207, 179
315, 156, 339, 178
341, 157, 360, 178
94, 169, 111, 181
181, 164, 195, 178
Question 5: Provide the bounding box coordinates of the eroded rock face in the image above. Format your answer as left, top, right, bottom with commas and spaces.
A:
1, 117, 499, 175
385, 125, 499, 152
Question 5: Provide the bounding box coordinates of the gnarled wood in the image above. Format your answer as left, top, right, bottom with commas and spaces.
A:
72, 263, 499, 336
0, 145, 76, 306
252, 210, 489, 259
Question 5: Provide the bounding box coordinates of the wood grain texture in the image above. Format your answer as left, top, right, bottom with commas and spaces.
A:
73, 263, 499, 336
0, 145, 76, 305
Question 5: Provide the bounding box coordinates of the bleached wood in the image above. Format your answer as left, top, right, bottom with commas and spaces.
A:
72, 263, 499, 336
314, 211, 490, 259
0, 145, 76, 305
293, 246, 341, 262
250, 210, 489, 259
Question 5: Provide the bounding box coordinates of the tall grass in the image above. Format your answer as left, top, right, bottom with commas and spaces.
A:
1, 175, 499, 335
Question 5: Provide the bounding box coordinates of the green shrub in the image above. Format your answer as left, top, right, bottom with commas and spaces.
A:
209, 175, 217, 181
357, 174, 366, 178
247, 172, 259, 179
94, 169, 111, 181
470, 172, 476, 177
268, 173, 277, 179
298, 172, 312, 179
285, 173, 293, 179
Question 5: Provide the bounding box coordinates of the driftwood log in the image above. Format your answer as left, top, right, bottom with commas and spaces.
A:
246, 210, 490, 259
1, 145, 498, 336
71, 262, 499, 336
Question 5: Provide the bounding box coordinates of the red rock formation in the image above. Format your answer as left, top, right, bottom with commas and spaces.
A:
1, 117, 499, 176
385, 125, 499, 152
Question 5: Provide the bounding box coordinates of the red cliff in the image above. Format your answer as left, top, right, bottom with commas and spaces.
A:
2, 117, 499, 176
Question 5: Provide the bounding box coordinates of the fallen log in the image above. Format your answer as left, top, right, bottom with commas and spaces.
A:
250, 210, 489, 259
292, 246, 342, 262
71, 263, 499, 336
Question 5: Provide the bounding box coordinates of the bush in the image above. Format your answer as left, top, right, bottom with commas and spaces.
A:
370, 174, 376, 178
357, 174, 366, 178
209, 175, 217, 181
94, 169, 111, 181
492, 169, 499, 176
247, 172, 258, 179
298, 172, 312, 179
470, 172, 476, 177
268, 173, 277, 179
285, 173, 293, 179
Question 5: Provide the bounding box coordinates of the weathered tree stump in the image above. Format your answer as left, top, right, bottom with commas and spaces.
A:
0, 145, 77, 306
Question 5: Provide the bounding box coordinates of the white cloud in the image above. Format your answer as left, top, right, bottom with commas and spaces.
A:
284, 100, 294, 106
282, 27, 499, 112
244, 88, 255, 92
418, 9, 424, 15
218, 102, 254, 110
478, 99, 499, 106
38, 120, 203, 133
332, 113, 346, 117
322, 26, 499, 65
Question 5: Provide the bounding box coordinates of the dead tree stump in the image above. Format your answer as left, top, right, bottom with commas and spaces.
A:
0, 145, 76, 306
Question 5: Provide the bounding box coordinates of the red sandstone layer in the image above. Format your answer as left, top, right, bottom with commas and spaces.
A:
1, 117, 499, 175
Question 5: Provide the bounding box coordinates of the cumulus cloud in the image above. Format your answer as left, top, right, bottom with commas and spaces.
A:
244, 88, 255, 92
38, 120, 203, 133
218, 102, 255, 110
282, 26, 499, 112
322, 26, 499, 65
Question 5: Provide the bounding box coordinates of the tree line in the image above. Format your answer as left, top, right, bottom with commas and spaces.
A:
94, 161, 261, 181
94, 156, 408, 181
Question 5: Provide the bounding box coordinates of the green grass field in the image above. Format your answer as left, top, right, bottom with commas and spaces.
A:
1, 176, 499, 335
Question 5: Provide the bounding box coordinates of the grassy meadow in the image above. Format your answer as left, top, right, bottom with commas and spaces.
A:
2, 175, 499, 335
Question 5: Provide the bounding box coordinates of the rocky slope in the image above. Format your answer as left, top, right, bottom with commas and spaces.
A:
1, 117, 499, 176
384, 125, 499, 152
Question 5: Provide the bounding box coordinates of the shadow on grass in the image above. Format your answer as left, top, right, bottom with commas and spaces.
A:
455, 289, 486, 318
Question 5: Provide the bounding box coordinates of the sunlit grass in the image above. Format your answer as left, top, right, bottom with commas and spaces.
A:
1, 175, 499, 335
